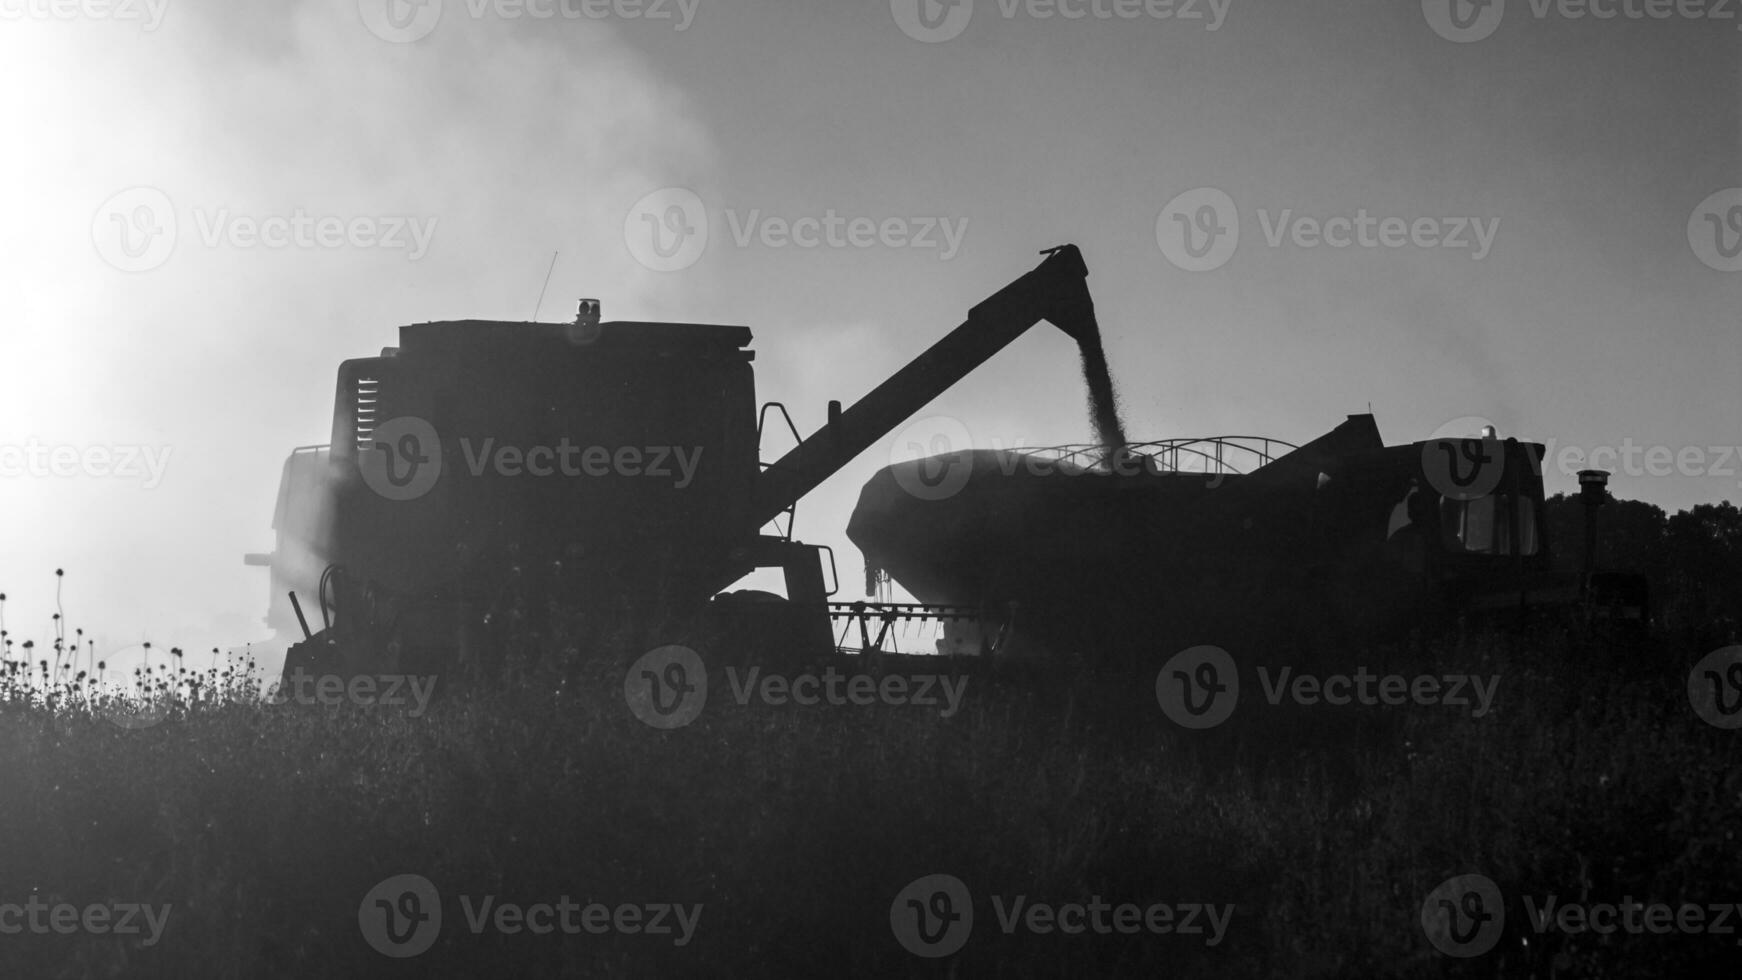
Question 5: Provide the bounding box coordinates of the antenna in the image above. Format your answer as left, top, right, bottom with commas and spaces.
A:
530, 251, 559, 322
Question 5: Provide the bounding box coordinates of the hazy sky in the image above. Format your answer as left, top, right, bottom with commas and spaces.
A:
2, 0, 1737, 670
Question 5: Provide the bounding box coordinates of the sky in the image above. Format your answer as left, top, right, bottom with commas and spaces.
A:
1, 0, 1737, 674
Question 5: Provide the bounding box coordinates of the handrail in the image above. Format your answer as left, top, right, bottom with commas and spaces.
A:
1009, 435, 1299, 476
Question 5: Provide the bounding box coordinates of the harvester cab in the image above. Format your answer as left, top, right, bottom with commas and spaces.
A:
1322, 430, 1646, 630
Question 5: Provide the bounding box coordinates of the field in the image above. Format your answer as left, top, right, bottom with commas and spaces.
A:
0, 621, 1739, 978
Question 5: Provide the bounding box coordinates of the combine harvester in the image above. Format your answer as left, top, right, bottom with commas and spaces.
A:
248, 244, 1645, 682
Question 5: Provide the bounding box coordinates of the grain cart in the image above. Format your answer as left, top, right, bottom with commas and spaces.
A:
849, 414, 1651, 665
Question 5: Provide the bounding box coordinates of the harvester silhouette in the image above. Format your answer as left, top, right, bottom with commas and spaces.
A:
247, 245, 1646, 683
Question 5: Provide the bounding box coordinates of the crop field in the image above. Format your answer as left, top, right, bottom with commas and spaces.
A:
0, 618, 1737, 978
